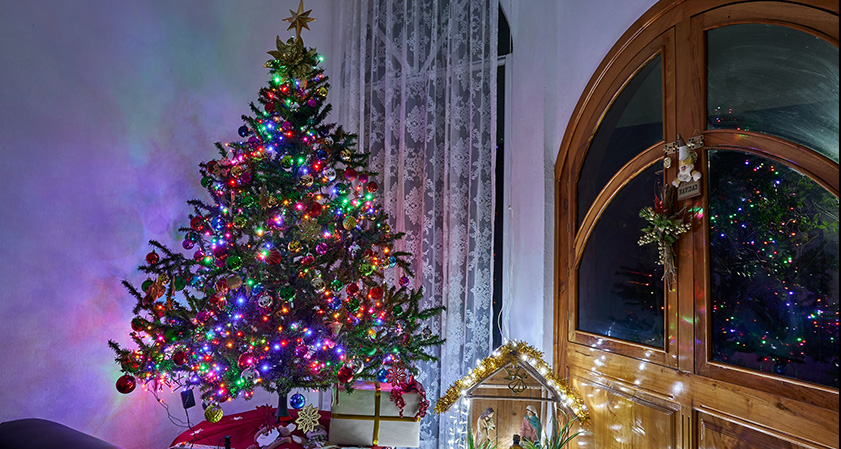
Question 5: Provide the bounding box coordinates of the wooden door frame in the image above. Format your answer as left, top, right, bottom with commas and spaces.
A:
554, 0, 840, 442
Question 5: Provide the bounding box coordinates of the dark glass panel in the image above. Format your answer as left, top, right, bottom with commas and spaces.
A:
577, 55, 663, 228
578, 164, 665, 348
709, 150, 839, 387
707, 24, 839, 163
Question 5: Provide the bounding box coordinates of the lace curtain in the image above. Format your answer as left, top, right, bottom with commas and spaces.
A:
334, 1, 498, 447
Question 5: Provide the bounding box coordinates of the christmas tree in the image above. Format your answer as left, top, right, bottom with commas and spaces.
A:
109, 4, 444, 421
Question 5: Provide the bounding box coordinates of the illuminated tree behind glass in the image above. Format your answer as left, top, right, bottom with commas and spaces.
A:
709, 150, 839, 387
108, 35, 443, 417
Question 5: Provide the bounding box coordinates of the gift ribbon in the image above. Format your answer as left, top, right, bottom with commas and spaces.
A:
332, 384, 419, 446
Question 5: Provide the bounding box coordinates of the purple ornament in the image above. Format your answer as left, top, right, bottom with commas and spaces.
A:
399, 276, 410, 287
295, 345, 308, 358
307, 98, 318, 108
182, 239, 195, 250
315, 243, 328, 255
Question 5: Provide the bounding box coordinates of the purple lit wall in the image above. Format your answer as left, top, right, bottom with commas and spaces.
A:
0, 1, 334, 447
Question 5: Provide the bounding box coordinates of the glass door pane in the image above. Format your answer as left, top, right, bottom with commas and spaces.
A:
708, 150, 839, 387
707, 24, 839, 163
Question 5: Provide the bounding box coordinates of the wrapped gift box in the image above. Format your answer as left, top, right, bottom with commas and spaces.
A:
328, 382, 421, 447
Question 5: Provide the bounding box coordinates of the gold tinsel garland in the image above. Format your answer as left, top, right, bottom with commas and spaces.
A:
433, 340, 589, 423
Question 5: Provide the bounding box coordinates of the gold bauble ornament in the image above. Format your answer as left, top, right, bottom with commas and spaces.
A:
343, 216, 357, 230
288, 240, 302, 253
204, 404, 223, 423
226, 275, 243, 290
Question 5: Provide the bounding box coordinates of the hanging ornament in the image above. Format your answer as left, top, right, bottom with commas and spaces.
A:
342, 216, 357, 230
289, 393, 306, 409
366, 181, 378, 193
238, 125, 251, 137
172, 350, 188, 366
328, 296, 342, 311
368, 286, 383, 301
258, 293, 273, 308
295, 345, 309, 358
241, 367, 260, 384
344, 168, 357, 181
226, 275, 243, 290
146, 251, 160, 265
238, 352, 256, 369
377, 368, 390, 383
182, 239, 195, 250
300, 174, 314, 187
311, 277, 326, 292
288, 240, 302, 253
204, 404, 224, 423
265, 249, 282, 265
345, 283, 359, 296
279, 285, 296, 302
226, 255, 243, 271
190, 216, 205, 231
116, 374, 136, 394
301, 254, 315, 266
233, 215, 248, 228
323, 168, 337, 181
215, 279, 229, 295
314, 242, 328, 255
337, 365, 354, 384
130, 318, 145, 333
172, 276, 186, 291
392, 305, 404, 316
399, 276, 410, 288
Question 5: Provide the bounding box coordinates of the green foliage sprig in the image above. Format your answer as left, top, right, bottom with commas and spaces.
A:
638, 185, 691, 287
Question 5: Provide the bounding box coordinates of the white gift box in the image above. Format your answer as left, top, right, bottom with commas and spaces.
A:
328, 382, 421, 447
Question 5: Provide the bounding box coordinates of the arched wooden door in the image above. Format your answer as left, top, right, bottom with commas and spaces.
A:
555, 1, 839, 447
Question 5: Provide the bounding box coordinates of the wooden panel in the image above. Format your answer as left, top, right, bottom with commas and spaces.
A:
564, 344, 840, 448
696, 409, 832, 449
570, 374, 679, 448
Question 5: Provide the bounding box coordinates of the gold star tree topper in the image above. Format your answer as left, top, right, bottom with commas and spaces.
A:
283, 0, 316, 43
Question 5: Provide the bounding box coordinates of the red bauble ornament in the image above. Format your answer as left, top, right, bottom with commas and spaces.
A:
116, 374, 136, 394
265, 249, 282, 265
344, 168, 357, 181
308, 202, 322, 217
130, 318, 144, 333
301, 254, 315, 266
238, 352, 256, 369
337, 365, 354, 384
346, 283, 360, 296
172, 350, 188, 366
366, 181, 378, 193
358, 173, 369, 184
146, 251, 160, 265
368, 286, 384, 301
190, 216, 205, 231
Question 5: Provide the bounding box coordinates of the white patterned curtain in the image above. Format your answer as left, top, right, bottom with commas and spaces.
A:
334, 1, 497, 447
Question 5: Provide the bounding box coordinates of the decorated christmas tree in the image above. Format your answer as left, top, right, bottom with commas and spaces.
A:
109, 3, 444, 422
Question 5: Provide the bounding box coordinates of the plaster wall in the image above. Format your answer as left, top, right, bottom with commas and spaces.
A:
500, 0, 657, 354
0, 0, 657, 446
0, 2, 335, 447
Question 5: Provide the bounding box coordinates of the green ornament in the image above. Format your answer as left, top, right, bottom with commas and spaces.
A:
281, 155, 294, 170
330, 279, 343, 290
346, 298, 360, 313
205, 404, 223, 423
241, 195, 256, 208
233, 215, 248, 228
392, 305, 404, 316
201, 176, 213, 188
226, 255, 243, 270
279, 286, 296, 301
359, 262, 375, 276
163, 328, 179, 343
172, 276, 186, 291
335, 183, 349, 195
141, 279, 154, 293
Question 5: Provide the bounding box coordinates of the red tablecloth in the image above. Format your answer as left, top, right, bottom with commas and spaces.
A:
170, 405, 331, 449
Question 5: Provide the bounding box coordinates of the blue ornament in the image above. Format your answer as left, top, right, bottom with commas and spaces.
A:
190, 275, 205, 288
377, 368, 389, 383
329, 296, 343, 311
238, 125, 250, 137
289, 393, 306, 410
251, 283, 265, 296
210, 216, 225, 232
